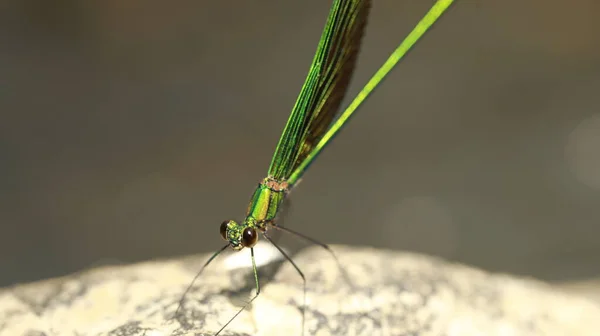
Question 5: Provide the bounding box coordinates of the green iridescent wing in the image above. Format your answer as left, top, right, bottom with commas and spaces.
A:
288, 0, 455, 184
267, 0, 371, 181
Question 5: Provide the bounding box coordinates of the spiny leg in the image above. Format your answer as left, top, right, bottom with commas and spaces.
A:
271, 225, 355, 289
214, 247, 261, 336
263, 233, 306, 336
175, 243, 229, 318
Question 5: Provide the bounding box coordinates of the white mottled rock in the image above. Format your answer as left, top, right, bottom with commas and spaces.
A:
1, 245, 599, 336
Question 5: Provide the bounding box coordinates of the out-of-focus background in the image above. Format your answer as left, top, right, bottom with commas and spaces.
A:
1, 0, 599, 287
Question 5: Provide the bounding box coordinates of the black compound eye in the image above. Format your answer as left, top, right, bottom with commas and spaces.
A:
220, 221, 229, 240
241, 227, 258, 248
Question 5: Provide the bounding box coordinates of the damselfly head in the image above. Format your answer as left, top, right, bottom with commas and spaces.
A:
220, 220, 258, 250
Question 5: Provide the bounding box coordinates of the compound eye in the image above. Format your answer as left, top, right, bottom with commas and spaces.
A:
220, 221, 229, 240
241, 227, 258, 248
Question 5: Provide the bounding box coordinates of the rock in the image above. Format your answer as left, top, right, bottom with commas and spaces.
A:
1, 244, 599, 336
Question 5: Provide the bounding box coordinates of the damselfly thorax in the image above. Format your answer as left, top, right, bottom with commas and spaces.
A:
220, 176, 290, 250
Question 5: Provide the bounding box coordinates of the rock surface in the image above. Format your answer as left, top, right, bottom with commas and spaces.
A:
1, 245, 599, 336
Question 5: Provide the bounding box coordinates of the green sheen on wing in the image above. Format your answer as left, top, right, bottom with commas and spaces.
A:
268, 0, 372, 181
287, 0, 454, 185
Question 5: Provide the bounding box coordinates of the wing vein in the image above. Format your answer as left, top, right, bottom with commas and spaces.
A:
267, 0, 371, 181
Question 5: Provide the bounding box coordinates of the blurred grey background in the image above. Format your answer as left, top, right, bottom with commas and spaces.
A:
1, 0, 599, 287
